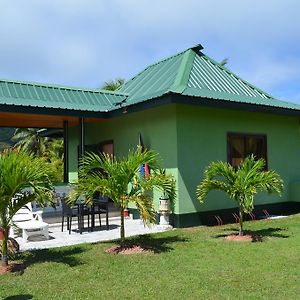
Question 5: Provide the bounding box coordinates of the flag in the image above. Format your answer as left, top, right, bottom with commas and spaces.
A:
138, 132, 150, 177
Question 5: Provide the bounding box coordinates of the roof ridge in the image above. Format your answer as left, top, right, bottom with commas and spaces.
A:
200, 54, 274, 99
169, 49, 196, 94
117, 47, 193, 92
0, 78, 127, 96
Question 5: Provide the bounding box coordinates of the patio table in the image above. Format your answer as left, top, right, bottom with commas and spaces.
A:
76, 197, 109, 234
75, 198, 94, 234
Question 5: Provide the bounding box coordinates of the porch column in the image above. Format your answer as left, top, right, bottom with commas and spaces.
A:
79, 117, 85, 158
63, 120, 69, 183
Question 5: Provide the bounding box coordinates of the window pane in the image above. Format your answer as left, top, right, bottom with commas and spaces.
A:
101, 143, 113, 156
230, 136, 245, 167
246, 137, 264, 159
228, 133, 267, 169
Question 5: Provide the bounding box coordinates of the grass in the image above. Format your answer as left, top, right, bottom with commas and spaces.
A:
1, 215, 300, 299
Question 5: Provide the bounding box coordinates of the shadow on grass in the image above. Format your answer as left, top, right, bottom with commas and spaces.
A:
4, 295, 33, 300
214, 227, 289, 242
11, 246, 86, 275
103, 234, 189, 253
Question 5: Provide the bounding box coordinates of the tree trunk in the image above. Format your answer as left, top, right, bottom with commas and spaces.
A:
239, 207, 244, 236
1, 227, 8, 267
120, 209, 125, 247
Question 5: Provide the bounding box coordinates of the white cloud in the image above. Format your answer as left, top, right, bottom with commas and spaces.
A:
0, 0, 299, 102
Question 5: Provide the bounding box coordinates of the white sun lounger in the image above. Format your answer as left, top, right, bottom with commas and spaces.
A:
12, 203, 49, 242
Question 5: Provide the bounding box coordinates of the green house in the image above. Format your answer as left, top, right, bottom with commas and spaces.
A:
1, 44, 300, 226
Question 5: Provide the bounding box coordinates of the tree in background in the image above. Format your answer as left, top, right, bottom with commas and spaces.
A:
12, 128, 48, 156
0, 128, 15, 151
219, 58, 228, 66
101, 78, 125, 91
196, 155, 283, 236
12, 128, 64, 182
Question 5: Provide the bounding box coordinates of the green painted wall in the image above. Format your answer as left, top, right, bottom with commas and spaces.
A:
68, 105, 180, 213
176, 104, 300, 214
68, 102, 300, 217
290, 182, 300, 202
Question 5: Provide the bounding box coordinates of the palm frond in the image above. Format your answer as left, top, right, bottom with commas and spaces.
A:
197, 179, 231, 203
0, 149, 54, 227
130, 194, 156, 225
197, 155, 284, 212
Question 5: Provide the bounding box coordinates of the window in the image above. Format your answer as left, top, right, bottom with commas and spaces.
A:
81, 140, 114, 157
78, 140, 114, 166
99, 140, 114, 156
227, 133, 267, 168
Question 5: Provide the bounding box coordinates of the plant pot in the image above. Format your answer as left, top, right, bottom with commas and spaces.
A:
159, 197, 170, 212
122, 208, 129, 218
159, 212, 170, 225
0, 228, 9, 241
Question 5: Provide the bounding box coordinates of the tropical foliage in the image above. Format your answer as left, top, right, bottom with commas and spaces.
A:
0, 149, 54, 267
219, 58, 228, 66
12, 128, 64, 182
12, 128, 47, 155
70, 147, 176, 245
101, 78, 125, 91
0, 128, 14, 151
196, 155, 283, 235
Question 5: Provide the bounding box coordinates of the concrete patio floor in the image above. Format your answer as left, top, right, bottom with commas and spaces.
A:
15, 217, 173, 252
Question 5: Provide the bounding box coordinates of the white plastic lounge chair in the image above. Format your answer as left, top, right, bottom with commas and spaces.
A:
12, 203, 49, 242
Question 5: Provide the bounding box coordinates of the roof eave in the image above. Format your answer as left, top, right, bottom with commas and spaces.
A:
109, 92, 300, 118
0, 103, 109, 118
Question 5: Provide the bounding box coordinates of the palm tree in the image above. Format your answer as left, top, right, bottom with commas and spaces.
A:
196, 155, 283, 236
71, 147, 176, 246
0, 149, 54, 267
43, 139, 64, 182
0, 128, 15, 151
12, 129, 64, 182
101, 78, 125, 91
219, 58, 228, 66
12, 128, 48, 156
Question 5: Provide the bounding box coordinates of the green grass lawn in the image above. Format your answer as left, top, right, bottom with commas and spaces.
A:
1, 215, 300, 300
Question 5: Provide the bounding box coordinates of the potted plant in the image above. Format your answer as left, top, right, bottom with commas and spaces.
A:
157, 169, 176, 226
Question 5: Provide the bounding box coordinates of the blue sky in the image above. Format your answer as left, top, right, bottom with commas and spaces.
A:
0, 0, 299, 103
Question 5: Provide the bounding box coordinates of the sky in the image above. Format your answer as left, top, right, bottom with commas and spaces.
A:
0, 0, 299, 103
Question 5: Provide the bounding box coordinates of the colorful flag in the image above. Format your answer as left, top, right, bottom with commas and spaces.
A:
138, 132, 150, 177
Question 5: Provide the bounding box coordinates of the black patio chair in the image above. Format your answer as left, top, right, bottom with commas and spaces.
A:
93, 195, 109, 230
61, 196, 81, 234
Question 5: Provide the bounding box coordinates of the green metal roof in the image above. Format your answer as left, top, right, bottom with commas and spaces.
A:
118, 45, 300, 112
1, 44, 300, 116
0, 79, 127, 113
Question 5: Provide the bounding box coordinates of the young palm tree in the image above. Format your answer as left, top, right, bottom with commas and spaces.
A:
196, 155, 283, 236
72, 147, 176, 246
0, 149, 54, 267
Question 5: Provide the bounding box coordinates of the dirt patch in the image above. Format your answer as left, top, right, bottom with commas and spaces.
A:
0, 263, 26, 275
105, 244, 154, 255
225, 234, 257, 242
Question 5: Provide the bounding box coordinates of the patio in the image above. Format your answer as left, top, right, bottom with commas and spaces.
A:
15, 216, 173, 252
